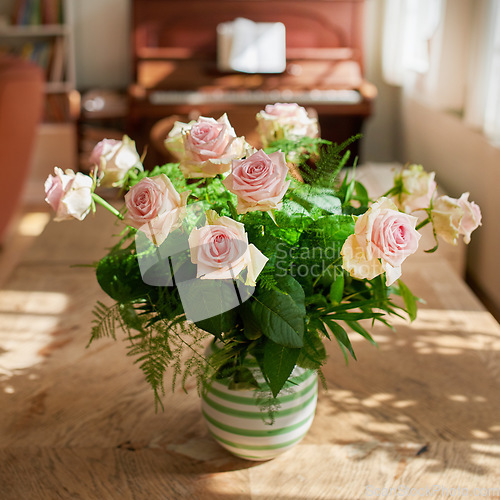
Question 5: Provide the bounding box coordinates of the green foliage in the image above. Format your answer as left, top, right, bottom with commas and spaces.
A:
264, 135, 361, 189
96, 247, 153, 303
262, 339, 300, 398
87, 132, 422, 412
249, 275, 306, 349
395, 280, 420, 322
89, 297, 210, 411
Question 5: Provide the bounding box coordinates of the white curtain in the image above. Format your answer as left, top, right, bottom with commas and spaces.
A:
465, 0, 500, 145
383, 0, 500, 145
382, 0, 442, 85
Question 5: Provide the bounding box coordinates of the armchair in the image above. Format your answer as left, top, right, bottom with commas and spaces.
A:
0, 56, 44, 245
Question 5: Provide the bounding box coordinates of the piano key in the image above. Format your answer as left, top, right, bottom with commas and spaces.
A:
148, 89, 362, 106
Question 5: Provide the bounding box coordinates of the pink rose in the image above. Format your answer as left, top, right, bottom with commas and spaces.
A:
164, 114, 250, 178
341, 197, 421, 286
90, 135, 142, 187
431, 193, 481, 245
392, 164, 437, 213
223, 150, 290, 214
44, 167, 93, 221
188, 211, 268, 286
124, 174, 190, 245
256, 103, 319, 147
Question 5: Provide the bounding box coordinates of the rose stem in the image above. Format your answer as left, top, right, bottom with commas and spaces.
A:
91, 193, 124, 220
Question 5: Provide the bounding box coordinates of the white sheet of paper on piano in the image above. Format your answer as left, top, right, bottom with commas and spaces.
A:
217, 18, 286, 74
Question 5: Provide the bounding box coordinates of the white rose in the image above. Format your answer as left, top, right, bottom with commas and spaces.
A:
256, 103, 319, 147
430, 195, 464, 245
90, 135, 142, 187
44, 167, 93, 221
431, 194, 482, 245
392, 164, 437, 213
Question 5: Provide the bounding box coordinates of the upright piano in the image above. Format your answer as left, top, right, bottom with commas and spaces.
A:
128, 0, 376, 161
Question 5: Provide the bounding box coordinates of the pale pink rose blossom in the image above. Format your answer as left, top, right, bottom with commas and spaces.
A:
90, 135, 142, 187
124, 174, 190, 245
256, 102, 319, 147
223, 150, 290, 214
164, 114, 250, 178
392, 164, 437, 213
44, 167, 93, 221
430, 195, 463, 245
457, 192, 482, 244
341, 197, 421, 286
431, 193, 481, 245
188, 211, 268, 286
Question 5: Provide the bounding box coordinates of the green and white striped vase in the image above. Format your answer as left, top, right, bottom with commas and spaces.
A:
201, 363, 318, 461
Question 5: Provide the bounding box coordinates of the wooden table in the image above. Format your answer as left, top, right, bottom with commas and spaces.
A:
1, 167, 500, 499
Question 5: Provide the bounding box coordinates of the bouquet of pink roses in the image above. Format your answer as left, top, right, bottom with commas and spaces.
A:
44, 103, 481, 409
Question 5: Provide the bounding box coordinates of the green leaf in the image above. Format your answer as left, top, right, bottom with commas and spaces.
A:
344, 177, 356, 205
227, 366, 260, 391
398, 280, 418, 321
227, 200, 238, 220
263, 339, 301, 397
354, 181, 370, 206
239, 304, 263, 340
301, 214, 355, 249
344, 319, 378, 346
195, 308, 237, 338
322, 318, 357, 360
296, 327, 327, 370
288, 185, 342, 217
329, 272, 344, 304
178, 279, 244, 330
96, 249, 152, 303
119, 303, 145, 333
250, 275, 306, 348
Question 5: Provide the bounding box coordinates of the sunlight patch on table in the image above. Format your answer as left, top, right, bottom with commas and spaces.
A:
0, 290, 69, 315
0, 290, 70, 378
17, 212, 50, 237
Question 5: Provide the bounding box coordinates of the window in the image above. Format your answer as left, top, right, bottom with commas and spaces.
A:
383, 0, 500, 146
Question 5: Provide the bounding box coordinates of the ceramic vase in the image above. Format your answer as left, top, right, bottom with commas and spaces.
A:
201, 360, 318, 461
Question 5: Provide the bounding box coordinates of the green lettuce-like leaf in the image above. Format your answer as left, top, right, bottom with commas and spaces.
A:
287, 185, 342, 218
96, 249, 152, 304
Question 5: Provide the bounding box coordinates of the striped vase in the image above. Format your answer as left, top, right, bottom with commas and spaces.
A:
201, 363, 318, 461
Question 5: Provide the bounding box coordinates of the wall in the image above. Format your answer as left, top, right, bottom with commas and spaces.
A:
400, 96, 500, 316
73, 0, 132, 90
361, 0, 401, 162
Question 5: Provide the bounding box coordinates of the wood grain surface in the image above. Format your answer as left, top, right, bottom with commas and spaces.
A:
1, 168, 499, 499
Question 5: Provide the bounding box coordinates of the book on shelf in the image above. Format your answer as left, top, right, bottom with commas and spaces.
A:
12, 0, 62, 26
42, 0, 62, 25
44, 92, 67, 122
48, 35, 65, 82
16, 38, 65, 83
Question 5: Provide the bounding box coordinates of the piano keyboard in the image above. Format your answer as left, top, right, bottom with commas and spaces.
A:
148, 89, 362, 106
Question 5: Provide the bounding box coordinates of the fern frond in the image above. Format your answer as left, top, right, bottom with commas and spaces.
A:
301, 134, 361, 187
256, 268, 280, 291
88, 301, 121, 346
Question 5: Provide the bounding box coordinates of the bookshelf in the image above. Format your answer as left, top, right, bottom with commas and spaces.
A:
0, 0, 77, 123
